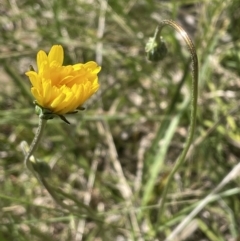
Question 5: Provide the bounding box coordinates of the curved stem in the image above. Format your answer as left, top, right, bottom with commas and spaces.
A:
22, 118, 70, 208
156, 20, 198, 223
39, 176, 80, 212
22, 118, 82, 213
24, 118, 47, 172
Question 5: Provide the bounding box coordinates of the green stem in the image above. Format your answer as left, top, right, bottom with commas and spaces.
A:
24, 118, 48, 172
22, 118, 91, 215
23, 118, 70, 209
39, 176, 79, 212
155, 20, 198, 223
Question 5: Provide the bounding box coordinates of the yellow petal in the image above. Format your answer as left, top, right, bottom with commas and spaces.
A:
48, 45, 63, 66
37, 50, 48, 72
31, 88, 44, 106
73, 63, 84, 71
50, 92, 66, 109
25, 71, 38, 87
42, 80, 53, 106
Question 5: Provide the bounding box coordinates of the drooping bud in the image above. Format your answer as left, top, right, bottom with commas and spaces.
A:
145, 26, 168, 62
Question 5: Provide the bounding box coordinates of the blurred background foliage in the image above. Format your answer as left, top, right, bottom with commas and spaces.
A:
0, 0, 240, 240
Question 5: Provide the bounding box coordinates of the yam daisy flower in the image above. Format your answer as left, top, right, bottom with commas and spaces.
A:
25, 45, 100, 122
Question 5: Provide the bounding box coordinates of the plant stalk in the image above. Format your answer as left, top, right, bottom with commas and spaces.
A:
155, 20, 199, 223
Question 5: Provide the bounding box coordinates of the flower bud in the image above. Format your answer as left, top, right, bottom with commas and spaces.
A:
145, 27, 168, 62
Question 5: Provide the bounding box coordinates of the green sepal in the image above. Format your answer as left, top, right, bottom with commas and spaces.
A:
35, 103, 56, 120
59, 115, 71, 124
29, 65, 35, 71
76, 106, 86, 111
33, 101, 84, 124
66, 110, 79, 114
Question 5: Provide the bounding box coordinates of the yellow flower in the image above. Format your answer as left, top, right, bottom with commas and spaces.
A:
25, 45, 100, 115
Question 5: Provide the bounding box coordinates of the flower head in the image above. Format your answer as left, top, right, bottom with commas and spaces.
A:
26, 45, 100, 115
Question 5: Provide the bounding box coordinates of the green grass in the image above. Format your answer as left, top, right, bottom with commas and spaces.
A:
1, 0, 240, 240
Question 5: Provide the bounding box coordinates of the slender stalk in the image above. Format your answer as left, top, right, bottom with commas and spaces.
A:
24, 118, 48, 172
22, 118, 83, 213
155, 20, 198, 223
